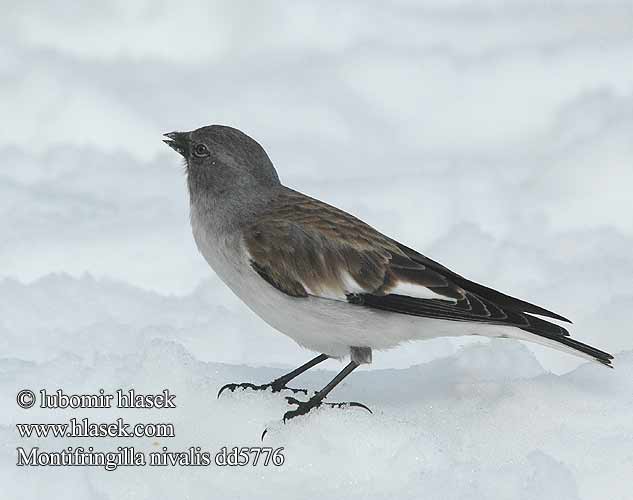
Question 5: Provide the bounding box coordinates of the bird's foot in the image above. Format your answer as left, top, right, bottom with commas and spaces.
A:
261, 396, 372, 440
283, 396, 372, 423
217, 381, 308, 398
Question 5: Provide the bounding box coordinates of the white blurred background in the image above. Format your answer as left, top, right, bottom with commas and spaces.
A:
2, 0, 631, 372
2, 3, 633, 499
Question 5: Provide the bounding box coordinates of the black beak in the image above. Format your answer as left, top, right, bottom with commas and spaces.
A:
163, 132, 189, 157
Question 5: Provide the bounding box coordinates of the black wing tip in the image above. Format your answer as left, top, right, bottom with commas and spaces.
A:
395, 242, 574, 324
494, 299, 572, 325
522, 313, 570, 337
539, 310, 573, 324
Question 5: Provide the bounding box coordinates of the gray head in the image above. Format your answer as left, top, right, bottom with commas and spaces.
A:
163, 125, 281, 205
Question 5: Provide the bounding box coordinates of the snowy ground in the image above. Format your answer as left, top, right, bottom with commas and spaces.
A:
2, 338, 632, 499
2, 1, 633, 499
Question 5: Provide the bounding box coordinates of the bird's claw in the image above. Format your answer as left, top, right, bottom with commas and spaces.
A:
261, 397, 372, 439
324, 401, 373, 413
217, 382, 262, 398
283, 396, 372, 422
217, 382, 308, 399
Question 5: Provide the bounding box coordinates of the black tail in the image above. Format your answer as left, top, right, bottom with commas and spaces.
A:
550, 335, 614, 368
522, 313, 613, 368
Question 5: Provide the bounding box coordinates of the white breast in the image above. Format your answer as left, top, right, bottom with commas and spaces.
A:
190, 207, 246, 290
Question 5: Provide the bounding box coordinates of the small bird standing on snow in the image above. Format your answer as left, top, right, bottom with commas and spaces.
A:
164, 125, 613, 423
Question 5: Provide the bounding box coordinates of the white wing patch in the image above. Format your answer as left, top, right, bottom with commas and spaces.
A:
304, 273, 457, 303
304, 271, 364, 301
387, 281, 458, 302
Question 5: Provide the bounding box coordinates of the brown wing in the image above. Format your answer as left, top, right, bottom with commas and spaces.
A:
243, 188, 456, 300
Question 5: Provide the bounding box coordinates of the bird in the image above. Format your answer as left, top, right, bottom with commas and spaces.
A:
163, 124, 613, 423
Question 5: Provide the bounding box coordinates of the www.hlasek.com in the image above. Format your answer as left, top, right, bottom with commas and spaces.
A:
15, 388, 285, 470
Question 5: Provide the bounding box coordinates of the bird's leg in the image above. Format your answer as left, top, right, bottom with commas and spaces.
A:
283, 358, 371, 422
217, 353, 329, 398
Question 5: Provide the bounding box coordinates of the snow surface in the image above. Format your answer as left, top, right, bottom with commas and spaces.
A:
2, 1, 633, 499
2, 337, 632, 499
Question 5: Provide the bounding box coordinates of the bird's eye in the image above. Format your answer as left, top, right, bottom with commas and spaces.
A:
193, 143, 210, 158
